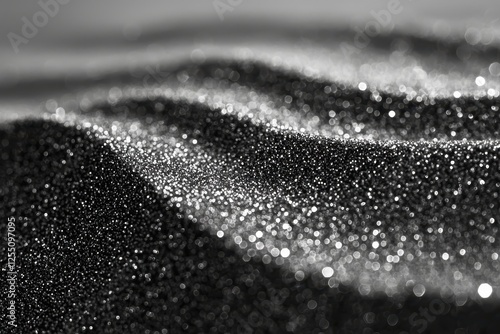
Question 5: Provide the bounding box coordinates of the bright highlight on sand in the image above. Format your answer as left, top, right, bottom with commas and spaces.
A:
322, 267, 334, 278
475, 76, 485, 87
478, 283, 493, 298
281, 248, 290, 258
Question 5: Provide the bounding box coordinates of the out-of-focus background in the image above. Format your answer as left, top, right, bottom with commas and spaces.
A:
1, 0, 500, 120
1, 0, 499, 48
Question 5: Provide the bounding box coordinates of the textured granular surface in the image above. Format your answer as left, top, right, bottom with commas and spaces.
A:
1, 44, 500, 333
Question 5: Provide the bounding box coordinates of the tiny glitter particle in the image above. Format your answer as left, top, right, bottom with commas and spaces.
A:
413, 284, 426, 297
490, 62, 500, 76
387, 314, 399, 326
364, 312, 375, 324
281, 248, 291, 258
307, 300, 317, 310
322, 267, 334, 278
295, 271, 305, 281
478, 283, 493, 298
475, 76, 486, 86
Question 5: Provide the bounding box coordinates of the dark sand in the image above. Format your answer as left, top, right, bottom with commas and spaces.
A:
1, 43, 500, 333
